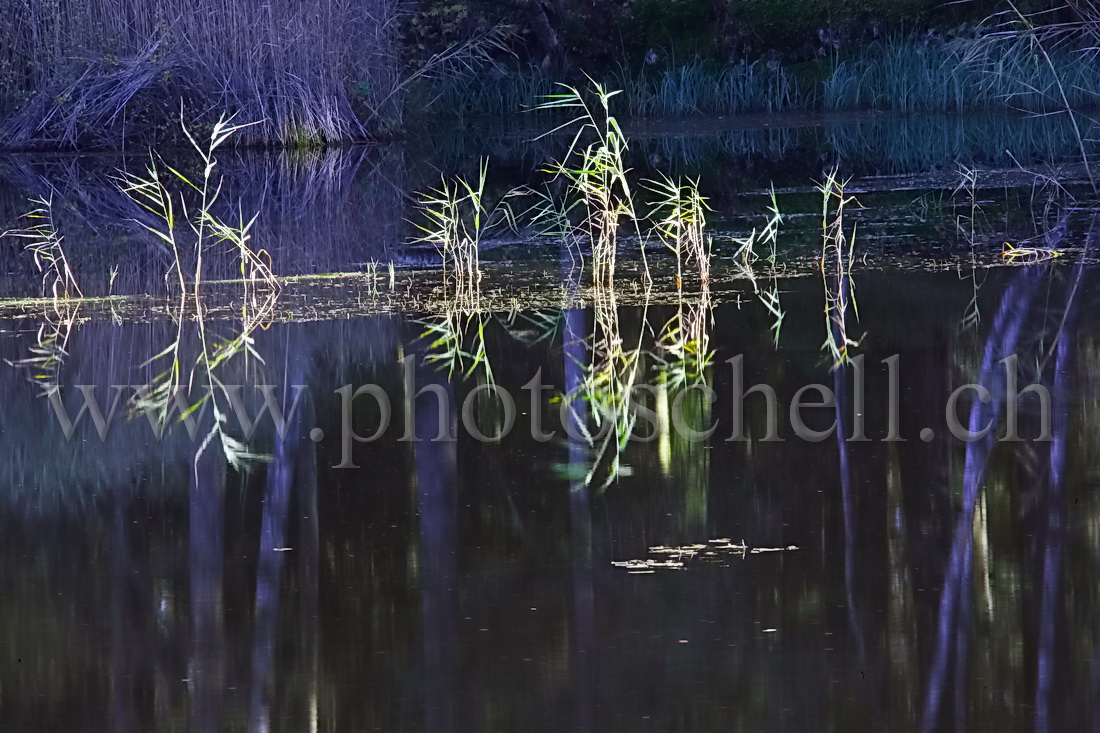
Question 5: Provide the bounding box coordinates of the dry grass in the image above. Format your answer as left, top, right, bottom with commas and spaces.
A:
0, 0, 401, 149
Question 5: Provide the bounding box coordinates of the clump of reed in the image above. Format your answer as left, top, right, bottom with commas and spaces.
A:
818, 168, 860, 367
731, 188, 785, 347
118, 118, 281, 465
413, 58, 805, 122
2, 195, 83, 302
538, 81, 640, 286
645, 173, 711, 289
417, 27, 1100, 124
1, 115, 281, 468
646, 173, 717, 384
415, 159, 516, 302
419, 62, 558, 120
118, 116, 278, 298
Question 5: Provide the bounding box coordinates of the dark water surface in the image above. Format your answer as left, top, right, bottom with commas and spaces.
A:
2, 263, 1100, 731
2, 110, 1098, 299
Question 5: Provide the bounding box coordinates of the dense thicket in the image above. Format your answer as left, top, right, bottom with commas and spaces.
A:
0, 0, 1095, 150
0, 0, 400, 148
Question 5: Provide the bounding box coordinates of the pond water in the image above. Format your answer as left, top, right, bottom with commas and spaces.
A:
2, 112, 1100, 732
2, 262, 1100, 732
1, 110, 1097, 299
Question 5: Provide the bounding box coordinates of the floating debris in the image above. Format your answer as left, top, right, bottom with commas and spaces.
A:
613, 559, 685, 571
613, 538, 799, 572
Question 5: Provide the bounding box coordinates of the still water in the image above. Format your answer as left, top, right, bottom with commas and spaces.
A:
2, 262, 1099, 732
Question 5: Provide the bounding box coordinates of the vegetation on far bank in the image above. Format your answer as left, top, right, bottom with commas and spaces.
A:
0, 1, 1098, 150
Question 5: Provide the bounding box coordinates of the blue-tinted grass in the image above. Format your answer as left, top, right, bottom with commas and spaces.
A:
824, 35, 1100, 113
420, 34, 1100, 122
613, 60, 809, 117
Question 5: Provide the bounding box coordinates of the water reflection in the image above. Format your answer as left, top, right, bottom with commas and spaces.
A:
921, 266, 1042, 731
411, 351, 459, 732
189, 445, 225, 733
5, 112, 1100, 301
0, 147, 408, 297
1, 266, 1100, 730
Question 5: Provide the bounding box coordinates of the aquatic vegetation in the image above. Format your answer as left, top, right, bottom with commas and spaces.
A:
818, 168, 860, 368
537, 81, 641, 286
419, 62, 557, 120
365, 261, 380, 297
729, 187, 785, 347
415, 58, 806, 121
613, 59, 808, 118
974, 4, 1100, 195
954, 164, 982, 245
0, 0, 406, 148
613, 538, 800, 573
954, 164, 987, 331
644, 173, 711, 289
645, 175, 718, 386
757, 188, 785, 348
118, 115, 279, 298
824, 31, 1100, 115
118, 119, 281, 465
418, 31, 1100, 125
2, 196, 83, 301
414, 159, 509, 301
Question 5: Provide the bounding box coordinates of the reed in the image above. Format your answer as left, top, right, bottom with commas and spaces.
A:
726, 187, 785, 346
645, 173, 711, 289
2, 195, 83, 302
818, 168, 860, 368
615, 59, 808, 118
0, 0, 403, 149
419, 62, 557, 120
118, 115, 279, 299
953, 165, 986, 331
118, 118, 281, 463
954, 164, 982, 246
824, 31, 1100, 115
537, 81, 640, 286
415, 159, 515, 302
972, 3, 1100, 194
759, 189, 785, 347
